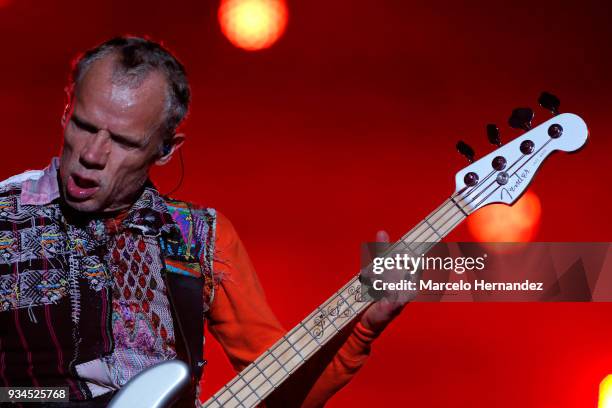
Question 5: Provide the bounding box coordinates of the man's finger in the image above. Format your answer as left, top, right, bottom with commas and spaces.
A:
375, 230, 390, 243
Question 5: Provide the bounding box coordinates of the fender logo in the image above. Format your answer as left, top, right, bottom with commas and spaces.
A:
500, 168, 530, 201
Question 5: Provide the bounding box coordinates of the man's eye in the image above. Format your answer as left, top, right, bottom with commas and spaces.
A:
113, 137, 139, 149
72, 119, 96, 134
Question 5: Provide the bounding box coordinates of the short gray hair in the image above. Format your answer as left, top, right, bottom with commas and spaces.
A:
67, 36, 191, 139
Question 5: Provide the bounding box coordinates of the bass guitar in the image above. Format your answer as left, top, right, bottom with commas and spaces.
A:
110, 92, 588, 408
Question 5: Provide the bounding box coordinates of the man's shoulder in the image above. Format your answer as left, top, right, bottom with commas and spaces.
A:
0, 169, 44, 196
162, 196, 217, 221
0, 159, 60, 205
160, 197, 237, 246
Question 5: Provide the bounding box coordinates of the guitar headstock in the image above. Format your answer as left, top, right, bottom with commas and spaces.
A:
453, 92, 588, 213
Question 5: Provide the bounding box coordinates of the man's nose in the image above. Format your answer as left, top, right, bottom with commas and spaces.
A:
80, 130, 111, 170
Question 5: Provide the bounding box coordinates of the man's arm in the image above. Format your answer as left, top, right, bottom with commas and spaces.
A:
203, 212, 381, 406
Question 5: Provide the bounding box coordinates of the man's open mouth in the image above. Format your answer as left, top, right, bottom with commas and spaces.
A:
72, 174, 100, 189
66, 174, 101, 201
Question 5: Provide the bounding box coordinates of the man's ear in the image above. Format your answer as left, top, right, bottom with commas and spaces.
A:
61, 103, 70, 128
155, 133, 186, 166
62, 86, 73, 128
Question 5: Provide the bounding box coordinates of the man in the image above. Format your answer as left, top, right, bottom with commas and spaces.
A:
0, 37, 405, 406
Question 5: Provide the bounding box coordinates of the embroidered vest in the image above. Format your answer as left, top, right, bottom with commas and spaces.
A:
0, 187, 216, 402
160, 199, 217, 385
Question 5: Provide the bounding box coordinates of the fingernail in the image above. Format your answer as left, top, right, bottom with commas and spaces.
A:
376, 230, 390, 243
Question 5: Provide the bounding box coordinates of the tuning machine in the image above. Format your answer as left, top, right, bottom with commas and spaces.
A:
538, 91, 560, 115
486, 124, 501, 146
456, 140, 475, 163
508, 108, 534, 131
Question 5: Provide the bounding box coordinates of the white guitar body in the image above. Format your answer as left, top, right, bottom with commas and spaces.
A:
108, 361, 190, 408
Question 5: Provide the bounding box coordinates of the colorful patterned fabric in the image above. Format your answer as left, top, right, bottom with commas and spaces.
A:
0, 159, 217, 402
105, 231, 177, 387
0, 180, 114, 400
163, 199, 216, 309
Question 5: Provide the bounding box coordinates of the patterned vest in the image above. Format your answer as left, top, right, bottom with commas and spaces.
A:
0, 182, 216, 402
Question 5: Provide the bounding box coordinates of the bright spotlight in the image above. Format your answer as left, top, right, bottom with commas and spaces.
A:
218, 0, 288, 51
467, 190, 542, 242
600, 375, 612, 408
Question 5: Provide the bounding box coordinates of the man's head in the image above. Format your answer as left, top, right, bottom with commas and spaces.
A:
59, 36, 190, 213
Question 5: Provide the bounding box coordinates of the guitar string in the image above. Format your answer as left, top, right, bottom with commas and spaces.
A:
380, 136, 552, 263
396, 136, 552, 259
205, 208, 466, 407
206, 139, 550, 406
461, 135, 552, 206
206, 203, 466, 407
207, 184, 500, 406
207, 155, 536, 408
467, 138, 552, 211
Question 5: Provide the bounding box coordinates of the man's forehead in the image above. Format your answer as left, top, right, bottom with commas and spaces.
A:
74, 56, 168, 139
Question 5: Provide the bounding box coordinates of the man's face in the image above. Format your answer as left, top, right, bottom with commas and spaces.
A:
59, 56, 168, 213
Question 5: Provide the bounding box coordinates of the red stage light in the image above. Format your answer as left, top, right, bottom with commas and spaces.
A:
218, 0, 288, 51
467, 190, 542, 242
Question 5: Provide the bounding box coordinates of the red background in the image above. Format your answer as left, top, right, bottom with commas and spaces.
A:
1, 0, 611, 406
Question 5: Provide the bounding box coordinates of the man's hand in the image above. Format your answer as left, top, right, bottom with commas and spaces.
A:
360, 230, 410, 333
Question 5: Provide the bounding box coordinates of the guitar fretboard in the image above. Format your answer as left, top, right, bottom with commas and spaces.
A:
202, 195, 470, 407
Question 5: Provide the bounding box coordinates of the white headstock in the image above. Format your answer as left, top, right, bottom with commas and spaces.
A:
453, 112, 588, 213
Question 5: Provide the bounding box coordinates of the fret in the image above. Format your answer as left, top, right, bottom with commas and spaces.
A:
216, 384, 246, 408
453, 193, 476, 216
449, 196, 469, 216
265, 349, 290, 375
301, 291, 357, 341
336, 288, 357, 316
206, 396, 222, 408
241, 371, 262, 392
301, 307, 332, 342
285, 329, 308, 361
338, 292, 358, 319
426, 201, 455, 236
202, 197, 468, 408
316, 305, 341, 332
236, 370, 264, 397
240, 390, 259, 408
424, 218, 443, 240
299, 321, 322, 346
270, 336, 304, 372
261, 350, 289, 384
399, 221, 431, 250
436, 203, 467, 238
252, 362, 276, 394
231, 352, 288, 405
228, 375, 260, 407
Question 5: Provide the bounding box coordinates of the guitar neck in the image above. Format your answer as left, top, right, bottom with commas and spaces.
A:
202, 196, 469, 408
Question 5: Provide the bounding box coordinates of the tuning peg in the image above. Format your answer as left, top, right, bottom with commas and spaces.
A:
486, 124, 501, 146
508, 108, 534, 131
538, 91, 560, 115
456, 140, 475, 163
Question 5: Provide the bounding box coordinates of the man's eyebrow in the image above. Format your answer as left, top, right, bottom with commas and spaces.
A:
108, 130, 142, 147
71, 114, 99, 134
72, 113, 142, 147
